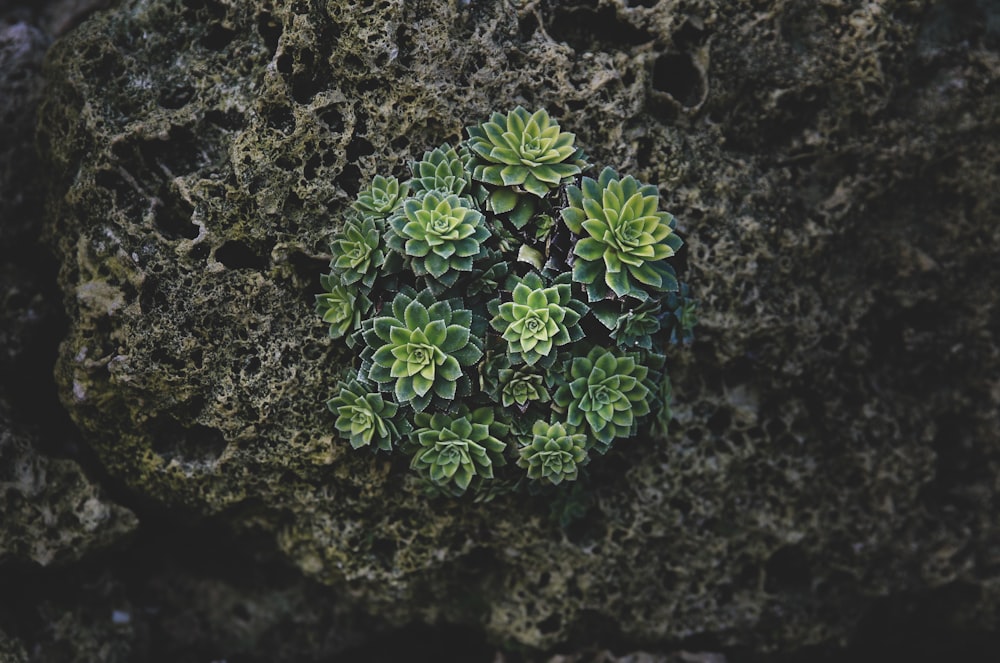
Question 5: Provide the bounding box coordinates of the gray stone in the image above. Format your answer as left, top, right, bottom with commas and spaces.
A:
37, 0, 1000, 652
0, 401, 138, 567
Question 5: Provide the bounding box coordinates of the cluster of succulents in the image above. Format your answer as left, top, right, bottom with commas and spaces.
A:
317, 107, 695, 497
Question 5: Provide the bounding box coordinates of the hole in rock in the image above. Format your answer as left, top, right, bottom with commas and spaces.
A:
216, 240, 268, 270
201, 23, 236, 50
276, 52, 293, 74
338, 163, 362, 196
652, 51, 704, 107
204, 108, 245, 131
547, 1, 653, 52
346, 135, 375, 161
154, 194, 199, 240
151, 418, 228, 463
265, 104, 296, 134
539, 613, 562, 634
319, 106, 344, 133
158, 85, 195, 110
95, 169, 145, 214
257, 11, 282, 56
764, 545, 811, 592
133, 125, 204, 177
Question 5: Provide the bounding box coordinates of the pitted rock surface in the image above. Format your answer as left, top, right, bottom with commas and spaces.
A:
39, 0, 1000, 651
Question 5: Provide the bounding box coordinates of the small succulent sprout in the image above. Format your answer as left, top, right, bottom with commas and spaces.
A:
498, 367, 550, 410
606, 300, 662, 350
386, 191, 490, 292
353, 174, 409, 219
562, 167, 683, 301
649, 372, 673, 439
553, 346, 652, 449
409, 143, 471, 196
363, 287, 482, 412
517, 420, 589, 485
467, 107, 584, 227
659, 283, 698, 345
327, 380, 408, 451
316, 277, 371, 339
328, 214, 385, 290
488, 272, 586, 367
409, 406, 508, 494
465, 249, 511, 297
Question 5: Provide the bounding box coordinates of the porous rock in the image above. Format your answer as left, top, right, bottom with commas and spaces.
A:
0, 7, 138, 573
39, 0, 1000, 652
0, 401, 138, 567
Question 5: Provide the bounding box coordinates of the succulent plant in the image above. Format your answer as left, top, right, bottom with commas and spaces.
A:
362, 287, 481, 412
409, 143, 471, 196
316, 108, 693, 497
327, 380, 408, 451
488, 272, 586, 367
562, 167, 683, 301
498, 366, 550, 410
517, 420, 589, 484
607, 300, 662, 350
553, 346, 652, 449
315, 277, 371, 340
353, 174, 409, 219
660, 283, 698, 345
327, 214, 385, 290
409, 407, 508, 494
467, 107, 584, 227
386, 191, 490, 292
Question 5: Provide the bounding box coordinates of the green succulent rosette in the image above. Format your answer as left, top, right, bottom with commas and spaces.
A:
553, 346, 653, 450
315, 277, 371, 340
409, 143, 471, 196
327, 380, 409, 451
353, 174, 409, 219
361, 287, 481, 412
409, 406, 508, 495
466, 107, 584, 227
562, 167, 683, 301
498, 367, 550, 410
517, 420, 589, 485
386, 191, 490, 293
487, 272, 586, 367
327, 214, 385, 290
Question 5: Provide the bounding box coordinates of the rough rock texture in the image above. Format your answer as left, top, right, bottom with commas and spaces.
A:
0, 630, 28, 663
0, 402, 137, 566
37, 0, 1000, 655
1, 5, 138, 572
